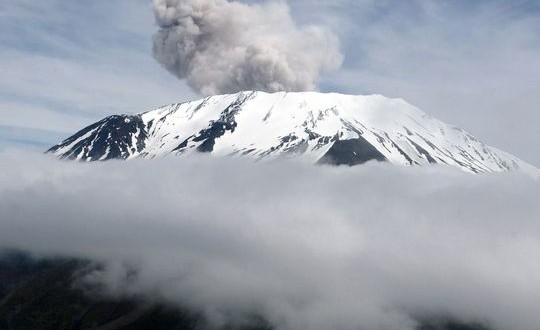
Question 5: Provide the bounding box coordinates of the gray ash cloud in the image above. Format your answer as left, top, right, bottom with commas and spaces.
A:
151, 0, 343, 95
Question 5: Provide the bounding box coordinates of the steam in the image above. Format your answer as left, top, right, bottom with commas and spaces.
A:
1, 151, 539, 330
151, 0, 343, 95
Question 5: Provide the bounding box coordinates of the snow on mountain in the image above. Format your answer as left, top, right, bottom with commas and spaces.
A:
47, 91, 536, 174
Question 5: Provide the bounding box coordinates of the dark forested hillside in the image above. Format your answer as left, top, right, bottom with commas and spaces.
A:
0, 251, 490, 330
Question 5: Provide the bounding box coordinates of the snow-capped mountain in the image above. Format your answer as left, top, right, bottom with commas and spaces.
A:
48, 91, 535, 173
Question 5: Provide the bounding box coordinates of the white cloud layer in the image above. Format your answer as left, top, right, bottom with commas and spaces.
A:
0, 151, 539, 330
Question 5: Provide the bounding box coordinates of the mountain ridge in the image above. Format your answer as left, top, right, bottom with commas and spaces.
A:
47, 91, 536, 174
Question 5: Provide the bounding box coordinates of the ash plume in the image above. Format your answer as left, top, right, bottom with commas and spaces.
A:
151, 0, 343, 95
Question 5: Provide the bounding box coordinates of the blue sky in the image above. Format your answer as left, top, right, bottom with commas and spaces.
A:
1, 0, 539, 165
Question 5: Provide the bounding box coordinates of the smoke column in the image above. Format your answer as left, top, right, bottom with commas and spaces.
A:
152, 0, 343, 95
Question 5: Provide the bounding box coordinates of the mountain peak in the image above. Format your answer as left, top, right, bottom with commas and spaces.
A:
48, 91, 536, 174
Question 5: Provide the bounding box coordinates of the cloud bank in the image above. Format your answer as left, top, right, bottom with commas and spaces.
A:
151, 0, 343, 95
0, 151, 539, 330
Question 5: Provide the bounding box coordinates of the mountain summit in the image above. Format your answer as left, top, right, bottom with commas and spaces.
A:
48, 91, 534, 173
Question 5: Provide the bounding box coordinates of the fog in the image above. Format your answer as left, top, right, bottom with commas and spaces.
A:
0, 150, 539, 330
